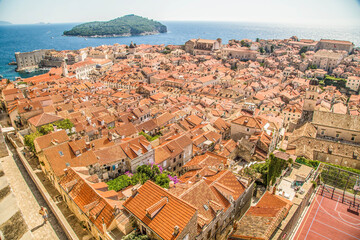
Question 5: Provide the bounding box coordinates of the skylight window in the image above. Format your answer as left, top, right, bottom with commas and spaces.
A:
59, 151, 64, 156
203, 204, 209, 211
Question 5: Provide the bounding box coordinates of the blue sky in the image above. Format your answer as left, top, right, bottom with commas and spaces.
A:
0, 0, 359, 25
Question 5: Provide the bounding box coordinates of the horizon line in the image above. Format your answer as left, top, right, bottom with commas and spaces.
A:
1, 19, 360, 27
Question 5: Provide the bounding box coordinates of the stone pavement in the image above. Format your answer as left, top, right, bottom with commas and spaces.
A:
0, 141, 67, 240
0, 159, 32, 240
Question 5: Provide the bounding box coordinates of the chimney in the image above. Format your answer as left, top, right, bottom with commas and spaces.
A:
131, 187, 137, 197
85, 142, 91, 151
169, 181, 175, 188
173, 226, 180, 237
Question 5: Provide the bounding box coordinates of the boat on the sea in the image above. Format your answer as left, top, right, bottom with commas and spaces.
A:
8, 61, 17, 65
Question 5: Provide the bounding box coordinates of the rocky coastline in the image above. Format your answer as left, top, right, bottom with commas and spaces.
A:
64, 30, 162, 38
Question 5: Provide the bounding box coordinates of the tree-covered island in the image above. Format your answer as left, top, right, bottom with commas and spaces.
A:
63, 14, 167, 37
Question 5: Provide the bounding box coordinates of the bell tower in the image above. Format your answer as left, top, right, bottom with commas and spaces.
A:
303, 79, 319, 112
61, 61, 68, 77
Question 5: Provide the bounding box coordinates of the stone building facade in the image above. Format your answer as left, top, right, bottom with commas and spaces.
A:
312, 111, 360, 144
15, 49, 49, 71
312, 50, 346, 72
317, 39, 354, 54
287, 121, 360, 169
220, 48, 258, 61
185, 38, 222, 55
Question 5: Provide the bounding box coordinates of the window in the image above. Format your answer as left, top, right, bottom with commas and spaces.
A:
336, 133, 339, 138
141, 225, 146, 235
246, 128, 250, 132
321, 130, 324, 135
351, 136, 355, 141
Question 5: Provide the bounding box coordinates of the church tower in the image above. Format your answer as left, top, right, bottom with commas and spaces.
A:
303, 79, 319, 112
61, 61, 68, 77
128, 41, 136, 54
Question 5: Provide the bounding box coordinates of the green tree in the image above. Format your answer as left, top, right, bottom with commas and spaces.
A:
256, 38, 259, 42
54, 119, 74, 130
155, 173, 171, 188
267, 154, 287, 186
107, 175, 131, 192
299, 46, 308, 55
137, 164, 160, 180
323, 75, 347, 89
250, 161, 269, 184
139, 131, 161, 141
107, 164, 178, 192
240, 40, 250, 47
295, 157, 319, 168
130, 173, 141, 185
308, 64, 317, 70
39, 124, 54, 135
270, 45, 274, 53
301, 53, 306, 59
24, 131, 43, 152
259, 47, 264, 54
63, 15, 167, 37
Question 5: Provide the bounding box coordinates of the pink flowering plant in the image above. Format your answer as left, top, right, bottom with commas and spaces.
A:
124, 171, 133, 177
168, 175, 179, 184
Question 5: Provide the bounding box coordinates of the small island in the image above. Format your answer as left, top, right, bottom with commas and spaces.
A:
63, 14, 167, 37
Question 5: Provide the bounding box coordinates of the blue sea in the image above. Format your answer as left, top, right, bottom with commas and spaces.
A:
1, 21, 359, 80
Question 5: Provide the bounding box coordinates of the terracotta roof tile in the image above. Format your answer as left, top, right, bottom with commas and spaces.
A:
28, 113, 64, 127
123, 181, 197, 240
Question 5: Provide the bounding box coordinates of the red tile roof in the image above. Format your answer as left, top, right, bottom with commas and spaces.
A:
59, 168, 115, 233
28, 113, 64, 127
123, 181, 197, 240
34, 130, 69, 152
